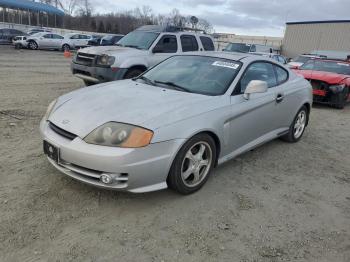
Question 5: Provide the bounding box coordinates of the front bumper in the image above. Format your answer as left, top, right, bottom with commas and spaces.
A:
71, 62, 128, 83
40, 119, 185, 193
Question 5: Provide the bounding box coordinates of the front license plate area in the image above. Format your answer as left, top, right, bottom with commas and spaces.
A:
43, 141, 59, 163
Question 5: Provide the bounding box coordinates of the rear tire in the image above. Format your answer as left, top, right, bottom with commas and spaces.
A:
124, 68, 144, 79
62, 44, 70, 52
167, 134, 216, 194
28, 41, 38, 50
281, 106, 308, 143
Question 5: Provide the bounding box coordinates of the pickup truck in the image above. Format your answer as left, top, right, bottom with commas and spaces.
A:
71, 25, 215, 85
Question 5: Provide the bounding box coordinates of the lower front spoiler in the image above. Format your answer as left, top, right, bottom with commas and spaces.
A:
47, 157, 168, 193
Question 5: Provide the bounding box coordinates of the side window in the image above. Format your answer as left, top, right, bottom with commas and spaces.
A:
250, 44, 256, 52
79, 34, 89, 39
43, 34, 52, 39
274, 65, 288, 84
278, 56, 286, 64
181, 35, 198, 52
300, 61, 314, 70
272, 55, 279, 62
239, 62, 277, 93
154, 35, 177, 53
70, 34, 79, 39
200, 36, 214, 51
52, 34, 63, 39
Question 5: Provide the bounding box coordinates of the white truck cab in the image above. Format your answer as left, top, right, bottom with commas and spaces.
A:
71, 25, 215, 85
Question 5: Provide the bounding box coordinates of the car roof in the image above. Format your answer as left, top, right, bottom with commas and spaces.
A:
174, 51, 266, 62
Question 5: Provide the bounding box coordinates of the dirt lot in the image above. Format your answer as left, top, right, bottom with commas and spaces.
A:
0, 46, 349, 262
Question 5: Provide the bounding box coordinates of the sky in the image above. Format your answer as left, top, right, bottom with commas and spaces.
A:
91, 0, 350, 37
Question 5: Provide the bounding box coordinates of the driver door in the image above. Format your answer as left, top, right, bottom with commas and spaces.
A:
227, 62, 284, 153
148, 34, 178, 67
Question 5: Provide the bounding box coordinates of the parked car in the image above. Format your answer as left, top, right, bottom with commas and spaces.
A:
41, 52, 312, 194
287, 54, 321, 69
251, 52, 287, 64
223, 42, 276, 54
12, 36, 28, 49
87, 35, 103, 46
26, 32, 64, 50
293, 59, 350, 109
100, 34, 124, 46
62, 33, 92, 51
0, 28, 27, 44
71, 25, 215, 86
27, 28, 52, 35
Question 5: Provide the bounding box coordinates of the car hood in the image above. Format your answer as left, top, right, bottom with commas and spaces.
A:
293, 70, 350, 84
78, 46, 147, 56
49, 80, 216, 138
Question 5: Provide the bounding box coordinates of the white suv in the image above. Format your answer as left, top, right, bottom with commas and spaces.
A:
71, 25, 215, 85
62, 33, 92, 51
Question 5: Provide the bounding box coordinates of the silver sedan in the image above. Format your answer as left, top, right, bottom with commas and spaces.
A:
40, 52, 312, 194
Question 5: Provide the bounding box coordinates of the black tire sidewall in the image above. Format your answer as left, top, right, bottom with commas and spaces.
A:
167, 133, 217, 194
29, 41, 37, 50
124, 69, 144, 79
285, 106, 308, 143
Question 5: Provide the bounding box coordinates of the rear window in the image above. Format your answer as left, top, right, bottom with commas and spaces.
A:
200, 36, 214, 51
181, 35, 199, 52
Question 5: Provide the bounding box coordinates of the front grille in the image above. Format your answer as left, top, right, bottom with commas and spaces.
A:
49, 122, 77, 140
76, 52, 96, 66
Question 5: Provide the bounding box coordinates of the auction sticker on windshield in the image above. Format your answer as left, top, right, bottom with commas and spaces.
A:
212, 61, 239, 69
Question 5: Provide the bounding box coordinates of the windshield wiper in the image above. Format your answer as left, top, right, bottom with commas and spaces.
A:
134, 75, 155, 86
154, 81, 191, 93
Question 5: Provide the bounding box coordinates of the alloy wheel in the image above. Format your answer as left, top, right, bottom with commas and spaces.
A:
294, 110, 306, 139
181, 142, 213, 187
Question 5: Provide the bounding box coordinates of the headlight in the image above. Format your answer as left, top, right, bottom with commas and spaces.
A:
329, 84, 345, 94
96, 55, 115, 66
84, 122, 153, 148
44, 99, 57, 120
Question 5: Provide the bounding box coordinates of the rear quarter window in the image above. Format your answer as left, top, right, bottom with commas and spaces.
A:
274, 65, 289, 84
200, 36, 215, 51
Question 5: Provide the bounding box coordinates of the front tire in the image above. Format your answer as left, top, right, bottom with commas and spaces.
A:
28, 41, 38, 50
83, 80, 95, 86
124, 68, 144, 79
332, 87, 349, 109
167, 134, 216, 194
281, 106, 308, 143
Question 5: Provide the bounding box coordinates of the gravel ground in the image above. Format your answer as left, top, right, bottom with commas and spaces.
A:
0, 46, 349, 262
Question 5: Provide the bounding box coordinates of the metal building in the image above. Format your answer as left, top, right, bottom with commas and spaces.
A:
0, 0, 64, 27
282, 20, 350, 59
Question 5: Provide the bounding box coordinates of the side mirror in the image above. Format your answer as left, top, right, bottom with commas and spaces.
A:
243, 80, 268, 100
152, 45, 163, 53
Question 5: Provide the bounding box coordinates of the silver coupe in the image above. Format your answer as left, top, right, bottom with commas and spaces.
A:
40, 52, 312, 194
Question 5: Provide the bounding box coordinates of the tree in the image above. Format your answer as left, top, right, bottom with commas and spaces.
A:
106, 21, 112, 33
90, 18, 97, 32
97, 20, 105, 33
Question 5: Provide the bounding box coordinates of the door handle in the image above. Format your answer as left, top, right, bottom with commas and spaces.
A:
276, 93, 284, 103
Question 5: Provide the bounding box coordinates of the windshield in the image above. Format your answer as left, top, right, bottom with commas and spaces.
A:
116, 31, 159, 50
300, 60, 350, 75
293, 56, 313, 63
224, 43, 251, 53
140, 56, 241, 96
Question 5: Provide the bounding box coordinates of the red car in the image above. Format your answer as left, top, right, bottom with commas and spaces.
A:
293, 59, 350, 109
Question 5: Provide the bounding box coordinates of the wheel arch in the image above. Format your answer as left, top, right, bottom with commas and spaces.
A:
168, 130, 222, 174
303, 102, 311, 126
